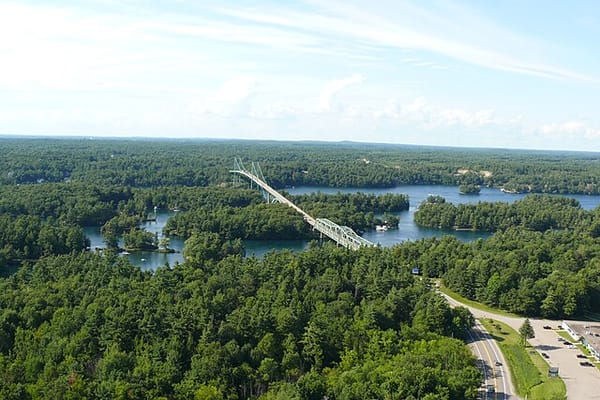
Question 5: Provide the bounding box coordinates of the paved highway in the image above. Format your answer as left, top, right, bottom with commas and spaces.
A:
467, 319, 517, 399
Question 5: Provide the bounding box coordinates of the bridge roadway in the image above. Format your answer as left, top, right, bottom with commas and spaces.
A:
230, 167, 374, 250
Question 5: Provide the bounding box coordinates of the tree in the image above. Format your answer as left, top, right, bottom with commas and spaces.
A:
104, 232, 119, 251
450, 306, 475, 339
194, 384, 223, 400
158, 237, 170, 251
519, 318, 535, 346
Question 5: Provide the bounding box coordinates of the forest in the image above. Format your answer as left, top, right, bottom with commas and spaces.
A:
412, 195, 600, 318
2, 137, 600, 398
0, 245, 480, 399
2, 138, 600, 194
414, 194, 587, 232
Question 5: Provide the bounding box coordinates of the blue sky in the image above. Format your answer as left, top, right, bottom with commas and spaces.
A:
1, 0, 600, 151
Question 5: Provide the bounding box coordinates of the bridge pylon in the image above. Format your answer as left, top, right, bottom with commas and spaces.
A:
232, 158, 276, 203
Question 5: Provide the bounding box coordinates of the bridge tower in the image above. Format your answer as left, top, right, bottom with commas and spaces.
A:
233, 158, 275, 203
232, 158, 245, 187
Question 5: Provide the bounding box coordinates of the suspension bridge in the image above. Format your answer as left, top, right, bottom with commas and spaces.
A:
230, 158, 375, 250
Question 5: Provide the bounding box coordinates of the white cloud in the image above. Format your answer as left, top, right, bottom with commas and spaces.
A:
318, 73, 364, 111
405, 97, 427, 114
195, 76, 258, 116
0, 5, 191, 96
434, 109, 494, 128
372, 96, 518, 131
540, 121, 600, 139
218, 3, 599, 83
213, 76, 257, 106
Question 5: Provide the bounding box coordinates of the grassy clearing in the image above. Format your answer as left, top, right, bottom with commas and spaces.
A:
480, 319, 566, 400
556, 330, 576, 342
575, 343, 591, 356
436, 282, 520, 318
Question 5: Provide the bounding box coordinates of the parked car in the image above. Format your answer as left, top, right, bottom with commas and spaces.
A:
495, 361, 502, 366
577, 354, 587, 359
543, 325, 552, 329
563, 341, 572, 346
580, 361, 594, 367
542, 352, 550, 359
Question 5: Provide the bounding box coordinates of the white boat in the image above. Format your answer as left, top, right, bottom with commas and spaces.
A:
375, 225, 389, 232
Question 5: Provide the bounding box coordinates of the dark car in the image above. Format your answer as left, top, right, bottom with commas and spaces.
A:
543, 325, 552, 329
495, 361, 502, 366
577, 354, 588, 359
541, 352, 550, 358
580, 361, 594, 367
563, 341, 572, 346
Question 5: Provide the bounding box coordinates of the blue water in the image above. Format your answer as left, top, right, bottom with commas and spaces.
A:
83, 185, 600, 270
84, 213, 185, 272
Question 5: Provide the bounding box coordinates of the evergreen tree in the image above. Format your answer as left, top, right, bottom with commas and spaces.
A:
519, 318, 535, 346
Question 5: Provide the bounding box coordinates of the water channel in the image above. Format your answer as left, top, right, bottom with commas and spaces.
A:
84, 185, 600, 271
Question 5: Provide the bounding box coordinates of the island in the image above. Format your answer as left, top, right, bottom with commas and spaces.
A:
459, 184, 481, 195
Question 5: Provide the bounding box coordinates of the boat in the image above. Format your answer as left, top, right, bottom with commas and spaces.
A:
375, 225, 389, 232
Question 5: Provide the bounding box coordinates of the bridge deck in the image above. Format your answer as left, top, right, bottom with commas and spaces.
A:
230, 166, 374, 250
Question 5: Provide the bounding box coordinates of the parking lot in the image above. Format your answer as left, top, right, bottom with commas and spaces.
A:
441, 292, 600, 399
528, 319, 600, 400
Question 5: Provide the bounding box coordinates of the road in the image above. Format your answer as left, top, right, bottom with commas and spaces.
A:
442, 291, 600, 400
467, 319, 516, 399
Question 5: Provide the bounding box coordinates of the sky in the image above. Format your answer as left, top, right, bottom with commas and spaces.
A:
1, 0, 600, 151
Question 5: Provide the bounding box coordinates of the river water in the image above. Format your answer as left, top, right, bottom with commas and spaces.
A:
84, 185, 600, 270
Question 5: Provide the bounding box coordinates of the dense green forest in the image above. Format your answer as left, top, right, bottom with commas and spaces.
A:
414, 194, 587, 232
411, 195, 600, 318
0, 245, 480, 399
2, 138, 600, 193
407, 229, 600, 318
0, 215, 88, 263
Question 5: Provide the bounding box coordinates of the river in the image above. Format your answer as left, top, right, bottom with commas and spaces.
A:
84, 185, 600, 270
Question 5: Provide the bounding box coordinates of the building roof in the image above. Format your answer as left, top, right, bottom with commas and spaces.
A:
566, 321, 600, 355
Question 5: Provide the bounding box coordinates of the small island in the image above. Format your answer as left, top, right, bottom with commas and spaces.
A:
459, 184, 481, 195
123, 228, 158, 251
122, 228, 176, 253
